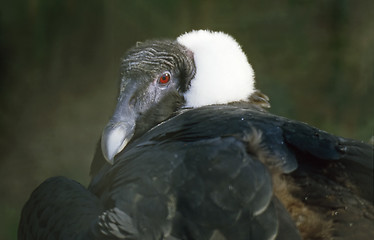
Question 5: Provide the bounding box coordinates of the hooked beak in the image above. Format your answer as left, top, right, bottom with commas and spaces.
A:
101, 95, 137, 164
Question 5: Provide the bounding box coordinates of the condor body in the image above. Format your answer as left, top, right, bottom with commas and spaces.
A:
19, 30, 374, 240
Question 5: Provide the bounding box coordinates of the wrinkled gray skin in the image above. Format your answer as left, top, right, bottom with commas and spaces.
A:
101, 40, 195, 163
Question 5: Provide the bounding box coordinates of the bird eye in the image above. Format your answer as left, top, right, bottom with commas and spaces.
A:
158, 72, 171, 84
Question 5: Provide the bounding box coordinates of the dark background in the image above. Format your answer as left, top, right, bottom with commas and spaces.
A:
1, 0, 373, 239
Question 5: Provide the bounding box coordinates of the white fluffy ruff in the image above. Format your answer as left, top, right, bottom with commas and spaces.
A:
177, 30, 255, 108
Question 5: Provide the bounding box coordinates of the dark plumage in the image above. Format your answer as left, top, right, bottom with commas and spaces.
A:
18, 30, 374, 240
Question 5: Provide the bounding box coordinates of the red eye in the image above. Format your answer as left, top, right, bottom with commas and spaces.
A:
159, 72, 171, 84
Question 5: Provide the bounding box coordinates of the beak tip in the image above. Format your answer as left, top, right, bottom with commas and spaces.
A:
101, 122, 133, 164
101, 138, 115, 165
101, 144, 115, 165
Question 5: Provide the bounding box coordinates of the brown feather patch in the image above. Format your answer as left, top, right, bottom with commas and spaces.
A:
243, 130, 334, 239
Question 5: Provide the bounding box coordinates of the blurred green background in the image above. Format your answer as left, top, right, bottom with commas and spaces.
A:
0, 0, 373, 239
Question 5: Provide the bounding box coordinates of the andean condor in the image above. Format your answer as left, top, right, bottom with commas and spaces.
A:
18, 30, 374, 240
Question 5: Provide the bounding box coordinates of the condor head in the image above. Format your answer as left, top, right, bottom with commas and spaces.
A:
101, 30, 261, 164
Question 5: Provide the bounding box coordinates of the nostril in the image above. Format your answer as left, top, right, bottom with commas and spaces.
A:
129, 96, 136, 107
